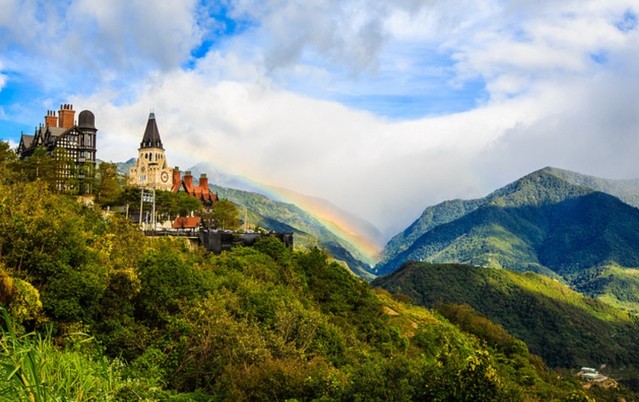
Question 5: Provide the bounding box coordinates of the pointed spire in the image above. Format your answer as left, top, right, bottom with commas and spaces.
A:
140, 112, 163, 149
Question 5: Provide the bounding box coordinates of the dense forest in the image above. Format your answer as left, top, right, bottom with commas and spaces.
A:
0, 142, 633, 400
374, 262, 639, 373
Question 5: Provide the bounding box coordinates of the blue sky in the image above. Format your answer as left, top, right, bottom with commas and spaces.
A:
1, 0, 638, 235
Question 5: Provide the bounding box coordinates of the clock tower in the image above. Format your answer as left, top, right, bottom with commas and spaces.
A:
129, 112, 174, 191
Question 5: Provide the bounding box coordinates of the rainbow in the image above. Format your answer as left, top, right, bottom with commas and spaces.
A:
171, 148, 382, 264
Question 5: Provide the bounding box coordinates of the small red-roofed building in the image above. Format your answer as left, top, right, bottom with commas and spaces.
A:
172, 216, 202, 230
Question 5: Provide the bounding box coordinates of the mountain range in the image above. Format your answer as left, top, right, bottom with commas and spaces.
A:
116, 157, 639, 308
107, 157, 639, 394
375, 167, 639, 311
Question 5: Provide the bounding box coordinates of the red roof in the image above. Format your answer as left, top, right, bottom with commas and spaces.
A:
172, 171, 216, 203
172, 216, 201, 229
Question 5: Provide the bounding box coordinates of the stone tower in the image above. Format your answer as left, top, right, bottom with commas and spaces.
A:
129, 112, 173, 191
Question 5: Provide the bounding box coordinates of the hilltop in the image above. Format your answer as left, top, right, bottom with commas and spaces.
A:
375, 167, 639, 311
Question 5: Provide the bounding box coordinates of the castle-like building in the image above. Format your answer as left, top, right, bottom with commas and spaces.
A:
17, 104, 98, 194
129, 112, 218, 205
128, 112, 174, 191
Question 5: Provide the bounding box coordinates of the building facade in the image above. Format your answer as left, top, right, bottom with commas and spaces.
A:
171, 170, 218, 206
17, 104, 98, 194
128, 112, 174, 191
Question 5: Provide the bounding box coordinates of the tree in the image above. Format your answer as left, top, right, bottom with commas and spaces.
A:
22, 147, 58, 188
175, 192, 204, 217
95, 162, 122, 206
206, 199, 240, 230
0, 141, 18, 184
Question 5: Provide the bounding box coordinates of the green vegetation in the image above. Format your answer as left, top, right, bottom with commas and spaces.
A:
379, 198, 485, 265
203, 198, 240, 230
547, 167, 639, 209
0, 148, 611, 400
95, 162, 124, 206
116, 157, 375, 277
375, 168, 639, 311
374, 262, 639, 390
212, 184, 375, 279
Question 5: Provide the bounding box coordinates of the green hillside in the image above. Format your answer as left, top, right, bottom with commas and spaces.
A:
547, 167, 639, 209
0, 162, 613, 400
113, 158, 375, 279
374, 262, 639, 379
379, 198, 485, 264
212, 184, 375, 280
375, 168, 639, 311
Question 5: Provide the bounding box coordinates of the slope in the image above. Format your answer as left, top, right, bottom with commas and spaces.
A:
374, 262, 639, 371
547, 167, 639, 208
211, 184, 375, 280
190, 162, 384, 261
1, 166, 615, 400
375, 168, 639, 309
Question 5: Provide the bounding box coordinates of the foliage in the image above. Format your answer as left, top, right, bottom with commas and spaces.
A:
95, 162, 123, 206
0, 141, 19, 183
203, 198, 240, 229
374, 262, 639, 373
375, 168, 639, 311
1, 265, 44, 325
0, 170, 627, 400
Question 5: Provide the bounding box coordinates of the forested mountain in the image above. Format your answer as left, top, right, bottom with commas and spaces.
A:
190, 161, 384, 261
211, 184, 375, 280
375, 168, 639, 311
547, 167, 639, 208
2, 148, 621, 400
114, 159, 376, 279
374, 262, 639, 375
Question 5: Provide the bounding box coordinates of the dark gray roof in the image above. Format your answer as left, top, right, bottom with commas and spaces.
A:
140, 112, 163, 149
20, 134, 34, 148
47, 127, 68, 138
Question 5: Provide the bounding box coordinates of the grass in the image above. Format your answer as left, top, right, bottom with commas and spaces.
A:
1, 307, 47, 402
0, 308, 124, 401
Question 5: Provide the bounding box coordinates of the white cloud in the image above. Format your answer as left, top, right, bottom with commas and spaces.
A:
77, 70, 540, 235
0, 0, 206, 92
3, 0, 639, 240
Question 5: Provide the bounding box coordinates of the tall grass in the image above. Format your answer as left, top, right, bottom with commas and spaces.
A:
0, 308, 123, 401
0, 308, 45, 401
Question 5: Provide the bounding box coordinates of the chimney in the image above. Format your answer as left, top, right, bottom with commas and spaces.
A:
198, 173, 208, 190
58, 104, 76, 129
44, 110, 58, 127
172, 168, 181, 188
184, 171, 193, 190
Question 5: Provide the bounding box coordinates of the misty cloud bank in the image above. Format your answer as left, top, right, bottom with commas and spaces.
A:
1, 0, 638, 236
